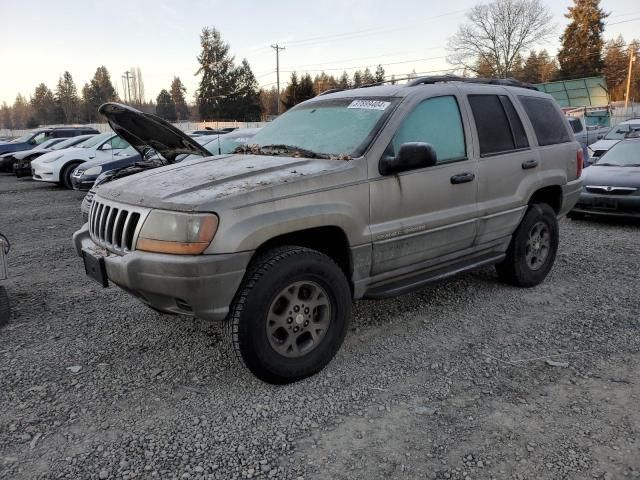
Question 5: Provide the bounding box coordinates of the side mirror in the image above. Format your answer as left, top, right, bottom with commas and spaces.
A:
597, 134, 604, 140
101, 143, 112, 150
28, 139, 36, 145
380, 142, 437, 176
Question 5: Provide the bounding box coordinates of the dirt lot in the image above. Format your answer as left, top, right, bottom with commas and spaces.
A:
0, 172, 638, 480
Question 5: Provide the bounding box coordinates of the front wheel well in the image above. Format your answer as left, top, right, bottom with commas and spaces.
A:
252, 226, 352, 287
529, 186, 562, 214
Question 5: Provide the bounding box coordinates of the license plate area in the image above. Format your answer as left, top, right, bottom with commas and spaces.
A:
82, 248, 108, 287
593, 197, 617, 209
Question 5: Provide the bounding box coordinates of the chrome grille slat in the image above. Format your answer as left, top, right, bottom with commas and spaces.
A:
88, 196, 149, 255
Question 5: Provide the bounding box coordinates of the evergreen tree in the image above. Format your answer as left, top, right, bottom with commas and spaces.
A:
282, 72, 300, 110
475, 55, 497, 77
196, 27, 236, 120
537, 50, 558, 82
156, 89, 177, 121
338, 71, 350, 89
1, 102, 13, 130
12, 94, 31, 129
228, 58, 262, 121
83, 66, 119, 122
603, 36, 629, 100
362, 67, 376, 84
520, 51, 540, 83
557, 0, 609, 79
170, 76, 189, 120
352, 70, 363, 87
55, 71, 79, 123
30, 83, 56, 125
374, 64, 385, 83
298, 74, 316, 102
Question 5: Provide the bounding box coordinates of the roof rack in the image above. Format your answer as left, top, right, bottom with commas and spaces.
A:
406, 75, 538, 90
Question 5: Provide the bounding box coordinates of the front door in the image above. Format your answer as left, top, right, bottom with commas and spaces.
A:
369, 93, 478, 276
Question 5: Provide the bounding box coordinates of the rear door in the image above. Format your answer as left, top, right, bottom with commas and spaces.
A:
461, 87, 540, 246
369, 91, 478, 276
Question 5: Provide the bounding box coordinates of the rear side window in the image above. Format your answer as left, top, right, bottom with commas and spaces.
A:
568, 118, 582, 134
468, 95, 529, 156
518, 96, 571, 146
391, 95, 466, 164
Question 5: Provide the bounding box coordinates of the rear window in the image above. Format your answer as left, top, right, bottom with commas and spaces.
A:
468, 94, 529, 156
567, 118, 582, 134
518, 96, 571, 146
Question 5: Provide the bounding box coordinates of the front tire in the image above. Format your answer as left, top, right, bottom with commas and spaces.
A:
496, 203, 559, 287
60, 162, 81, 189
226, 246, 352, 384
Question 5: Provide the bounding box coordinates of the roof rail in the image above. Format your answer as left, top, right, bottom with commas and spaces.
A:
406, 75, 538, 90
317, 88, 347, 97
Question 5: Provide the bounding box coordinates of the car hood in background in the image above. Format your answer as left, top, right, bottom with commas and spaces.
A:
98, 102, 211, 163
582, 165, 640, 188
97, 154, 354, 211
589, 139, 619, 152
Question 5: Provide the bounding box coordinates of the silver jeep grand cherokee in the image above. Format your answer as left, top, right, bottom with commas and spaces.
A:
73, 76, 582, 384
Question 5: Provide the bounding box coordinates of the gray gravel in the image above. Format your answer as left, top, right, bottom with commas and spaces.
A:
0, 172, 639, 480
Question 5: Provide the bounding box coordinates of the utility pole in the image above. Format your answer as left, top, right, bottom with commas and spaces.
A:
271, 44, 285, 114
624, 47, 636, 110
122, 71, 132, 104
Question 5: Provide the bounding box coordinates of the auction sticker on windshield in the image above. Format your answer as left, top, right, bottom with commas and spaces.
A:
348, 100, 390, 110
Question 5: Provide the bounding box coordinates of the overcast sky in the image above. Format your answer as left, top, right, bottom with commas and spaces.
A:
0, 0, 638, 105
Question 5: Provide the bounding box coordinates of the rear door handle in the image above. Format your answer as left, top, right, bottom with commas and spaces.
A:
522, 159, 539, 170
450, 172, 475, 184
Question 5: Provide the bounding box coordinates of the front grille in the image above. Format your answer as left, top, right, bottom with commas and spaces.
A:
88, 197, 149, 254
586, 185, 637, 196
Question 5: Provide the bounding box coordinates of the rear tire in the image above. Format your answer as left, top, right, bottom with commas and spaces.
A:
0, 286, 10, 327
60, 162, 81, 189
226, 246, 352, 384
496, 203, 559, 287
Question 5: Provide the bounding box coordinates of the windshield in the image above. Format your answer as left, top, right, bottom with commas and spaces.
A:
12, 133, 34, 143
604, 123, 640, 140
248, 98, 397, 157
80, 132, 112, 148
52, 136, 91, 150
595, 141, 640, 167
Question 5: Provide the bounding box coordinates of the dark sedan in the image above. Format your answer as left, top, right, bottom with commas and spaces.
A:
570, 138, 640, 219
70, 146, 142, 191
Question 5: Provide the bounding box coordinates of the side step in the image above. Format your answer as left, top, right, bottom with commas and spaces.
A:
363, 253, 505, 299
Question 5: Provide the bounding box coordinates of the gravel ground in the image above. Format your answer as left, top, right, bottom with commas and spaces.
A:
0, 172, 638, 480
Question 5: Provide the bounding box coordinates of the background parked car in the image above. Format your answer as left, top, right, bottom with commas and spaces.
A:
79, 128, 260, 218
570, 137, 640, 219
0, 138, 65, 174
31, 132, 129, 188
588, 118, 640, 161
0, 126, 99, 169
13, 135, 96, 177
71, 145, 144, 191
566, 116, 609, 166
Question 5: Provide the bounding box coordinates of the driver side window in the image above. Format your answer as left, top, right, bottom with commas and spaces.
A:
390, 96, 466, 164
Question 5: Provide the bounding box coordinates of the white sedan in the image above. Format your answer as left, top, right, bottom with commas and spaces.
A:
31, 133, 129, 188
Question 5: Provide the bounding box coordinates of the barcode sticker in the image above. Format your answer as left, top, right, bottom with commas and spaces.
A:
348, 100, 390, 111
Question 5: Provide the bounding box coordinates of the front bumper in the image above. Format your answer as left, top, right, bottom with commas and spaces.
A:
559, 179, 582, 217
71, 173, 96, 191
72, 225, 252, 321
572, 191, 640, 218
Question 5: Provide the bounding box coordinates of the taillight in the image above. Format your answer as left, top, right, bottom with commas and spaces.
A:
576, 148, 584, 178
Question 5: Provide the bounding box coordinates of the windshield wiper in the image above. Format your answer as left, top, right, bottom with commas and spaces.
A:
594, 163, 619, 166
255, 144, 330, 159
624, 163, 640, 167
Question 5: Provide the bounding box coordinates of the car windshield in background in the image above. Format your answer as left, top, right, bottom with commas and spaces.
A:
248, 98, 398, 158
604, 124, 640, 140
80, 133, 111, 148
52, 136, 90, 150
595, 141, 640, 167
12, 133, 33, 143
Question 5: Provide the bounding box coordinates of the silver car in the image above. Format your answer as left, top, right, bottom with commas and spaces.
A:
74, 76, 582, 383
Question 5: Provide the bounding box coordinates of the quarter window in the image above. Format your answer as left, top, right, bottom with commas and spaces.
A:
518, 96, 571, 146
391, 96, 466, 164
468, 95, 529, 156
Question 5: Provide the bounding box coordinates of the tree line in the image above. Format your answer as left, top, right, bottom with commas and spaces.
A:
2, 0, 639, 130
450, 0, 640, 102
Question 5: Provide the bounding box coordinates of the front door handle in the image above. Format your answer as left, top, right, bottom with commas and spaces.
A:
450, 172, 475, 184
522, 159, 539, 170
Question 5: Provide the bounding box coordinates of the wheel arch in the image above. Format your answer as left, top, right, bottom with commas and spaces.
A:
528, 185, 562, 214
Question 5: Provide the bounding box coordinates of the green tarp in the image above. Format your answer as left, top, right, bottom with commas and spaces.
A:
535, 76, 609, 108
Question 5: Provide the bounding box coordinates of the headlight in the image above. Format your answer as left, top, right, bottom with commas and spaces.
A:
84, 166, 102, 176
42, 153, 64, 164
136, 210, 219, 255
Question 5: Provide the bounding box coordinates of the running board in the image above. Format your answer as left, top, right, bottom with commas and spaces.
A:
363, 253, 505, 299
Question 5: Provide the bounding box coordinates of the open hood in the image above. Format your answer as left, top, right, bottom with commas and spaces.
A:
98, 103, 211, 163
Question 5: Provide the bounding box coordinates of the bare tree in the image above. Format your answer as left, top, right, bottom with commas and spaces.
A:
447, 0, 554, 78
